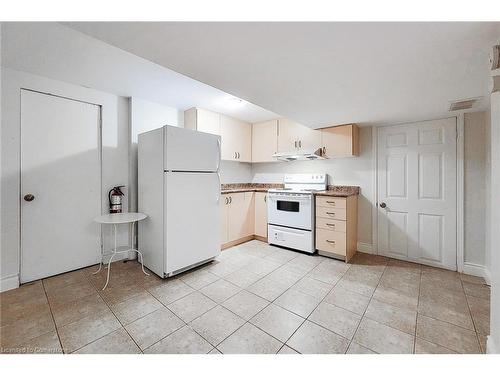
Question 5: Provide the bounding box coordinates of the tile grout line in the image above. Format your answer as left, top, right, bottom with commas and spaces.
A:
71, 265, 143, 354
211, 249, 313, 353
413, 264, 423, 353
344, 258, 390, 354
141, 287, 217, 353
273, 256, 354, 353
41, 279, 65, 354
460, 276, 484, 353
210, 247, 330, 353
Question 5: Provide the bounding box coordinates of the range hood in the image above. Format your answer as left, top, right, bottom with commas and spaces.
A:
273, 148, 327, 162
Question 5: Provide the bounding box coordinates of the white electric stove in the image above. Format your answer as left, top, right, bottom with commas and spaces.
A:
267, 174, 327, 253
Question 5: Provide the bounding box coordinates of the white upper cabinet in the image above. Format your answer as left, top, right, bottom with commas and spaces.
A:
220, 114, 252, 162
184, 107, 220, 135
252, 119, 278, 162
277, 118, 322, 153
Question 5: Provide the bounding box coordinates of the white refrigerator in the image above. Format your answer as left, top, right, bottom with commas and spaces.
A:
138, 125, 221, 277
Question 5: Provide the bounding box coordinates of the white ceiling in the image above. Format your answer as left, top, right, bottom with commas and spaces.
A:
0, 22, 278, 123
66, 22, 500, 128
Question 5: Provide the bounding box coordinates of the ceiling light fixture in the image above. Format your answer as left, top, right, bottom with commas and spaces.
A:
224, 96, 246, 109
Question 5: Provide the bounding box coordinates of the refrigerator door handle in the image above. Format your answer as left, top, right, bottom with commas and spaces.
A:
217, 172, 221, 203
216, 138, 221, 173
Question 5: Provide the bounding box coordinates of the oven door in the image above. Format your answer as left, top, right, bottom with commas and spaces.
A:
267, 193, 313, 230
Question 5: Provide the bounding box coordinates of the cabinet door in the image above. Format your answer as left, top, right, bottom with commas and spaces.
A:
254, 192, 268, 238
252, 120, 278, 162
220, 195, 229, 245
220, 115, 252, 162
321, 124, 359, 157
243, 192, 255, 237
278, 118, 322, 152
298, 126, 322, 151
197, 108, 221, 135
227, 193, 246, 241
277, 118, 300, 153
228, 192, 254, 241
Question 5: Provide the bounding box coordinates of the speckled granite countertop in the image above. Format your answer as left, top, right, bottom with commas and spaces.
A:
221, 183, 283, 194
221, 183, 360, 196
314, 186, 360, 197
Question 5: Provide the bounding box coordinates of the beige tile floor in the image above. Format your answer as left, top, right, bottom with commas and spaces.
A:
0, 240, 490, 354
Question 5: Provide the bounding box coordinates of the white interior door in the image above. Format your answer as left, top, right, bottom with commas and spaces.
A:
377, 118, 457, 270
21, 90, 101, 282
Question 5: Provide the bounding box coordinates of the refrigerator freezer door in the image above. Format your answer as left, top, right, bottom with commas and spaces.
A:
164, 125, 221, 172
164, 172, 221, 274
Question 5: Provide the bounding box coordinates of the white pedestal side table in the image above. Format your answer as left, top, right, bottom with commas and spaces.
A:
93, 212, 149, 290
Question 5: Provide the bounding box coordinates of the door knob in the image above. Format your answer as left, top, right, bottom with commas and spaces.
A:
24, 194, 35, 202
379, 202, 387, 208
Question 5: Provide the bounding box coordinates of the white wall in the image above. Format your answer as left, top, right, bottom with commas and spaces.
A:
129, 97, 183, 215
251, 126, 374, 246
220, 161, 253, 184
487, 91, 500, 354
0, 68, 131, 291
464, 112, 489, 267
485, 110, 492, 284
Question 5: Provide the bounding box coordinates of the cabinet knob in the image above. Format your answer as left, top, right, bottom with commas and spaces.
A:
379, 202, 387, 208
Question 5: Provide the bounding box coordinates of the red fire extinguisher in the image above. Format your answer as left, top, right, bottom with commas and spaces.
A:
108, 186, 125, 214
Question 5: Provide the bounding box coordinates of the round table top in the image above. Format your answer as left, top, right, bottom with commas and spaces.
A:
94, 212, 147, 224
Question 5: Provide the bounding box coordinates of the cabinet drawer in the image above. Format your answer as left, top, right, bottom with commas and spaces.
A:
315, 218, 346, 232
316, 206, 346, 220
316, 196, 346, 209
316, 229, 346, 256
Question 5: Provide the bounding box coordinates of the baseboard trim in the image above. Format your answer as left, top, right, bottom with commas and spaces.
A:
483, 267, 492, 286
357, 242, 374, 254
101, 246, 137, 263
1, 274, 20, 292
487, 335, 498, 354
221, 235, 255, 250
0, 248, 134, 293
462, 262, 488, 280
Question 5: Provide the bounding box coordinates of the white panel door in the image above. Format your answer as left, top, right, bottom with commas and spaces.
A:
164, 172, 220, 274
21, 90, 101, 282
377, 118, 457, 270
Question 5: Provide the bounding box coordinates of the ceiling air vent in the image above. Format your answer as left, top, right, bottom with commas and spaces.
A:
449, 97, 481, 112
